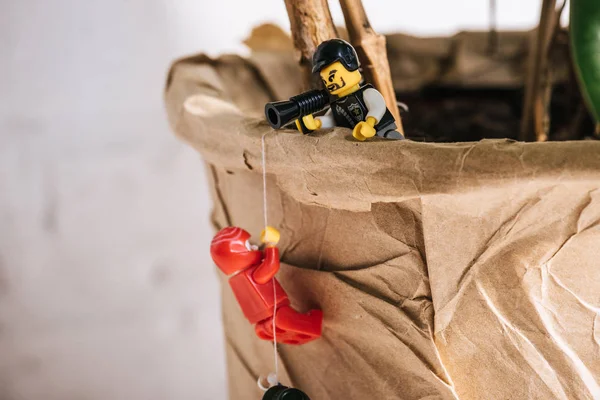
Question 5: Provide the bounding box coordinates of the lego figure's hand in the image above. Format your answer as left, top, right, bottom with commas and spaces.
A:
260, 226, 280, 247
295, 114, 322, 132
254, 227, 281, 283
352, 117, 377, 141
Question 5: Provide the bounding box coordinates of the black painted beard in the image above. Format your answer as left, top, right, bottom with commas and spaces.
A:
327, 77, 346, 92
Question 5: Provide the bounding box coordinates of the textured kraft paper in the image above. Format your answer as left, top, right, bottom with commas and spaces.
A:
165, 31, 600, 400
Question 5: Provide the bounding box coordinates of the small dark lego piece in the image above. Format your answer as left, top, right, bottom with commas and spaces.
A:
262, 384, 311, 400
265, 89, 329, 133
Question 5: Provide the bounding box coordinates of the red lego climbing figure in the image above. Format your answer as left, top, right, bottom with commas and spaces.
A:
210, 226, 322, 345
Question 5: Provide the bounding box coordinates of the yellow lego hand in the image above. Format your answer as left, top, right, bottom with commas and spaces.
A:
294, 114, 321, 131
260, 226, 280, 247
352, 117, 377, 141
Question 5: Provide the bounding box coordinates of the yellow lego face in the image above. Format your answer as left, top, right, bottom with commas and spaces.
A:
319, 61, 362, 96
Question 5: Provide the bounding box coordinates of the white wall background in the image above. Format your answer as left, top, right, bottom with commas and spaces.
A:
0, 1, 559, 398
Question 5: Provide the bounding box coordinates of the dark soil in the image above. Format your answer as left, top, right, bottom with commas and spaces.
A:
400, 85, 597, 143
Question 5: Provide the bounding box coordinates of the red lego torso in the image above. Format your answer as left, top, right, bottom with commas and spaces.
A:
228, 247, 289, 324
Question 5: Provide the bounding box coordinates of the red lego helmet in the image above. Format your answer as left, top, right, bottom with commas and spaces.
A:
210, 227, 263, 275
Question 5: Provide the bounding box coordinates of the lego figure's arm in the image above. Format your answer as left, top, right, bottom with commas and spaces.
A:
295, 109, 334, 132
352, 88, 388, 141
253, 246, 280, 284
363, 88, 387, 124
315, 109, 335, 128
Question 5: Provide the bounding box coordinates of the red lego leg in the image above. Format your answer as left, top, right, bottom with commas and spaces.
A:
255, 319, 276, 341
275, 305, 323, 345
254, 306, 323, 345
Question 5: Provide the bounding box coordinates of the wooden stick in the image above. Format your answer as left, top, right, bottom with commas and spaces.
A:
284, 0, 338, 89
520, 0, 565, 141
339, 0, 403, 135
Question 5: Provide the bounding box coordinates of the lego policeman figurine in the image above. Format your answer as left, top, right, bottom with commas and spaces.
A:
297, 39, 403, 141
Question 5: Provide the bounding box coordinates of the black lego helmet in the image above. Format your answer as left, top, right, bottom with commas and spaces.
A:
311, 39, 360, 74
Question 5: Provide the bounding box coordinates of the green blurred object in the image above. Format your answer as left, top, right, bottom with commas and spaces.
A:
571, 0, 600, 122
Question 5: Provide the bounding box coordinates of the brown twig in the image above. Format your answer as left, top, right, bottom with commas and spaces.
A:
284, 0, 338, 89
520, 0, 566, 141
338, 0, 403, 135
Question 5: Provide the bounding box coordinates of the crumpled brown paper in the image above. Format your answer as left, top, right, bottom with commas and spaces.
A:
165, 31, 600, 400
